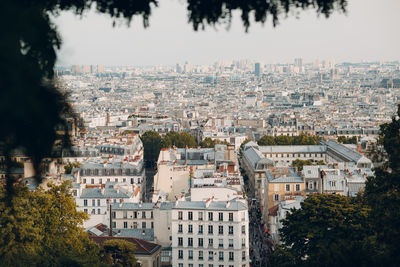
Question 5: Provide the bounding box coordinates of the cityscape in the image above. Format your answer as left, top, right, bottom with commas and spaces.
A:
1, 0, 400, 267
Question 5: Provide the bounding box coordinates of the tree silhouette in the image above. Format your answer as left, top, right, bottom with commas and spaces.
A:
0, 0, 348, 199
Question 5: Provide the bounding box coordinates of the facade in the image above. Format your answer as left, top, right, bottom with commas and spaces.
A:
171, 199, 250, 267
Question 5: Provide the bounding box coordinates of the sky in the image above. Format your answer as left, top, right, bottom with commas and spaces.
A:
54, 0, 400, 66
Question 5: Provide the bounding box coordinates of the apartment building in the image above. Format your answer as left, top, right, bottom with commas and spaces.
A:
171, 198, 250, 267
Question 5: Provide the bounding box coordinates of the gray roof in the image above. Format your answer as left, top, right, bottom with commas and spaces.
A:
174, 200, 248, 211
80, 186, 130, 199
111, 202, 155, 210
113, 229, 154, 241
323, 140, 363, 162
243, 146, 263, 169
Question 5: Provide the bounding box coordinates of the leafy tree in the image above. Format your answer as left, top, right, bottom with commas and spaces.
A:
337, 135, 358, 144
364, 104, 400, 265
200, 137, 216, 148
258, 135, 276, 145
64, 161, 82, 174
162, 131, 196, 148
0, 181, 101, 266
1, 0, 347, 197
140, 131, 162, 168
102, 239, 137, 267
273, 194, 376, 267
258, 134, 320, 146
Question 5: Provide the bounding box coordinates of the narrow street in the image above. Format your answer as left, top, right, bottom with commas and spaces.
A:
244, 182, 271, 267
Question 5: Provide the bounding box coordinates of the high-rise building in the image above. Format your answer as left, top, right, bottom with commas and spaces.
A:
71, 65, 81, 74
97, 64, 105, 73
254, 63, 261, 76
294, 58, 303, 71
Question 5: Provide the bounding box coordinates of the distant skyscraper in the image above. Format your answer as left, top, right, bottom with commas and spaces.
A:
254, 63, 261, 76
97, 64, 105, 73
294, 58, 303, 70
82, 65, 91, 73
71, 65, 80, 74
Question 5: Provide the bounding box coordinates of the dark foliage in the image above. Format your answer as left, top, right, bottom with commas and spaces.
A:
364, 104, 400, 265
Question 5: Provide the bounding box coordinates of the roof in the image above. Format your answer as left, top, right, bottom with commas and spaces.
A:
322, 140, 363, 163
111, 202, 155, 210
174, 199, 248, 211
90, 236, 161, 255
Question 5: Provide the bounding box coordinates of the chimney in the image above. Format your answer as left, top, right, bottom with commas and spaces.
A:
226, 201, 231, 208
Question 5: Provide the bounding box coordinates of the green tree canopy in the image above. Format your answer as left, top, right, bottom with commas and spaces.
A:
0, 181, 101, 266
140, 131, 162, 168
258, 134, 320, 146
364, 104, 400, 265
64, 161, 82, 174
102, 239, 137, 267
200, 137, 216, 148
272, 194, 376, 267
291, 159, 325, 171
337, 135, 358, 144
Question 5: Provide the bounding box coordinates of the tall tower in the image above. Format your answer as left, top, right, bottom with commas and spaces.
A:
254, 62, 261, 76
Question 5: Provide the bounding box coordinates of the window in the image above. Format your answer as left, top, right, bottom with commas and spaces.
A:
218, 212, 223, 221
84, 199, 88, 206
123, 211, 127, 218
199, 251, 204, 260
208, 212, 213, 221
242, 251, 246, 260
178, 211, 183, 220
178, 237, 183, 246
285, 184, 290, 191
229, 239, 233, 248
151, 222, 154, 229
198, 212, 203, 221
198, 225, 203, 234
112, 222, 116, 228
228, 226, 233, 235
274, 194, 280, 201
188, 250, 193, 260
84, 209, 88, 214
219, 252, 224, 261
228, 213, 233, 222
229, 252, 234, 261
208, 238, 213, 247
112, 212, 116, 218
142, 211, 146, 218
91, 178, 94, 184
218, 226, 223, 235
296, 184, 300, 191
188, 224, 193, 233
241, 238, 245, 248
123, 178, 126, 183
179, 264, 183, 267
98, 208, 101, 214
208, 225, 213, 234
99, 178, 102, 184
133, 222, 137, 229
91, 209, 95, 214
83, 179, 86, 184
188, 211, 193, 220
178, 224, 183, 233
218, 239, 223, 248
208, 251, 214, 260
134, 211, 137, 218
142, 222, 146, 228
198, 238, 204, 247
178, 250, 183, 259
241, 225, 245, 234
91, 199, 95, 206
97, 199, 100, 206
188, 238, 193, 247
124, 221, 128, 228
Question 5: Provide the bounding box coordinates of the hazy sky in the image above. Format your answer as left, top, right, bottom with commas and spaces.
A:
54, 0, 400, 66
